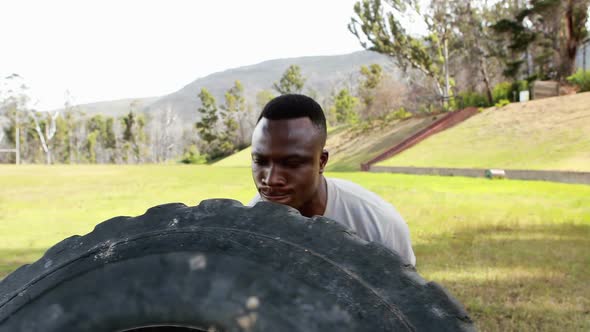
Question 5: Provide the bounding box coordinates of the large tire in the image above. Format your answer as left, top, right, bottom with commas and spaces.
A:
0, 199, 475, 332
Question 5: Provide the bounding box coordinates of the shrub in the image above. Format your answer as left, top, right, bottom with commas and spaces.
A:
384, 107, 412, 122
459, 91, 490, 108
567, 70, 590, 92
516, 80, 528, 91
492, 82, 513, 103
494, 99, 510, 108
180, 145, 207, 164
418, 104, 437, 115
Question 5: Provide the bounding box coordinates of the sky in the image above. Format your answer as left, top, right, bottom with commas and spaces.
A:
0, 0, 376, 111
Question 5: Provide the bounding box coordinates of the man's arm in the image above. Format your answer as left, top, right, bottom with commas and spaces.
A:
379, 206, 416, 267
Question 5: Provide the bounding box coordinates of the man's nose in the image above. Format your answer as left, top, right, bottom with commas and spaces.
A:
263, 164, 286, 186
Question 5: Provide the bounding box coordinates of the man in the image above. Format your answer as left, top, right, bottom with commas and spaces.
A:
249, 94, 416, 266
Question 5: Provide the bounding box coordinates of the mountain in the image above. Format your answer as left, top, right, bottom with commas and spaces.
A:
60, 51, 399, 122
62, 97, 159, 117
143, 50, 399, 122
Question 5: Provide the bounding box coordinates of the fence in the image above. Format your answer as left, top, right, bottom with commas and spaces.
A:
369, 166, 590, 185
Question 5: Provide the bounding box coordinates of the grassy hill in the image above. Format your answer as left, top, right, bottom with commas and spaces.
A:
376, 92, 590, 171
324, 117, 439, 171
214, 116, 439, 171
214, 146, 253, 167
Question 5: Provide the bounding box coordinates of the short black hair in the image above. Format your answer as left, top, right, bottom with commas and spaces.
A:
257, 94, 327, 146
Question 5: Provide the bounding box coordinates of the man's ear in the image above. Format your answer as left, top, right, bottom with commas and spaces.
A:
319, 149, 329, 174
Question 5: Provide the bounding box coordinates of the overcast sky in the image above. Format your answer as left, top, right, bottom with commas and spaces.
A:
0, 0, 380, 110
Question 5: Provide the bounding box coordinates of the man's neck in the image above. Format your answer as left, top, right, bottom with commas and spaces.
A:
298, 176, 328, 218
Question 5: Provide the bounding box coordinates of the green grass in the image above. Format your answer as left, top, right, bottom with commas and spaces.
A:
1, 165, 589, 331
377, 93, 590, 171
0, 165, 256, 251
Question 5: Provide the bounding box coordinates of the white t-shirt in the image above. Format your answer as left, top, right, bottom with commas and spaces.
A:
249, 177, 416, 266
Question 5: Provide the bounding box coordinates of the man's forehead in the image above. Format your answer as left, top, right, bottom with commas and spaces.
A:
252, 117, 322, 153
259, 117, 315, 131
255, 118, 320, 140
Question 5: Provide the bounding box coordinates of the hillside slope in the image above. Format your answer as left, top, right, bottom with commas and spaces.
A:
214, 147, 253, 168
325, 117, 439, 171
215, 116, 439, 171
376, 92, 590, 171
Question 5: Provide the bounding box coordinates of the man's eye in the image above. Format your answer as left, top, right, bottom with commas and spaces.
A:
252, 158, 267, 166
283, 159, 303, 168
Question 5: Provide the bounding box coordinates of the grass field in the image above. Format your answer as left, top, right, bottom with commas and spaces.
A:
1, 165, 589, 331
377, 92, 590, 171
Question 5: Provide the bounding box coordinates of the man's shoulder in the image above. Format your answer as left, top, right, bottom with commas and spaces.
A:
324, 177, 415, 265
247, 193, 261, 206
326, 177, 389, 210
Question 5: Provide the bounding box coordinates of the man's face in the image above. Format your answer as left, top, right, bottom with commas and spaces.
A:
251, 117, 328, 210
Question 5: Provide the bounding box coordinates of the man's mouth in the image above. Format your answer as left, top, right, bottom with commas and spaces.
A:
259, 189, 291, 202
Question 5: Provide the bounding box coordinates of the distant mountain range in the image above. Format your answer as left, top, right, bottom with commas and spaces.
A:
60, 51, 399, 123
62, 97, 160, 117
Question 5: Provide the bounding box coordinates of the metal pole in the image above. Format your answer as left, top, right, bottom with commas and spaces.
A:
15, 128, 19, 165
15, 108, 19, 165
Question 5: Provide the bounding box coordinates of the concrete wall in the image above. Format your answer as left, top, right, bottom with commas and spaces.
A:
370, 166, 590, 185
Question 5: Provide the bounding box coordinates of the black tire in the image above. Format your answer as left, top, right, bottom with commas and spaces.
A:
0, 199, 475, 332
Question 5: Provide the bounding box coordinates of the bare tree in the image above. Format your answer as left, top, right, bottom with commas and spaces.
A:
367, 76, 408, 119
150, 105, 179, 162
29, 110, 59, 164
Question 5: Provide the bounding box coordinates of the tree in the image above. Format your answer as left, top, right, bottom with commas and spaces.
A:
195, 88, 227, 161
330, 88, 359, 125
150, 106, 178, 163
60, 91, 88, 164
450, 1, 504, 104
86, 115, 105, 163
120, 111, 136, 163
370, 75, 409, 119
256, 90, 275, 112
491, 0, 590, 80
120, 106, 148, 164
273, 65, 306, 94
358, 64, 383, 114
83, 114, 117, 163
349, 0, 452, 99
0, 74, 29, 164
220, 81, 247, 149
104, 117, 117, 162
195, 88, 219, 146
29, 109, 59, 164
51, 111, 72, 163
86, 130, 98, 163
